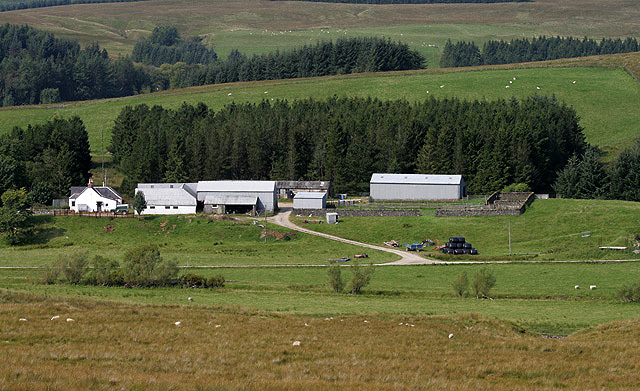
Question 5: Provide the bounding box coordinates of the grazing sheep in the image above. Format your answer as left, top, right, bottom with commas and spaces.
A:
66, 318, 75, 322
292, 340, 301, 346
575, 285, 580, 289
448, 333, 454, 339
227, 93, 232, 96
590, 285, 597, 290
51, 315, 60, 320
175, 321, 181, 326
188, 297, 193, 302
536, 86, 541, 90
19, 318, 27, 322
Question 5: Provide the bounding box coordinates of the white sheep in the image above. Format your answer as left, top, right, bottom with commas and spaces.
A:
51, 315, 60, 320
188, 297, 193, 302
175, 321, 181, 326
19, 318, 27, 322
66, 318, 75, 322
590, 285, 597, 290
448, 333, 454, 339
574, 285, 580, 289
292, 340, 301, 346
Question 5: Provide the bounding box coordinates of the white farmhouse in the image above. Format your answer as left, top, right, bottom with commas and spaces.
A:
370, 173, 467, 201
135, 183, 198, 215
69, 179, 123, 212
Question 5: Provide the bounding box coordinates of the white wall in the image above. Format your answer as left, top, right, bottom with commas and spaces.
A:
370, 183, 462, 201
293, 197, 326, 209
71, 189, 118, 212
139, 205, 197, 215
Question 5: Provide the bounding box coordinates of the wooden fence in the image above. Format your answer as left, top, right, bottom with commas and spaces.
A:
32, 209, 135, 218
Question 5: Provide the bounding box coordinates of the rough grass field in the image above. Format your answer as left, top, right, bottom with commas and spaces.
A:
1, 63, 639, 157
2, 260, 640, 334
0, 214, 396, 266
296, 198, 640, 261
1, 291, 640, 390
0, 0, 638, 60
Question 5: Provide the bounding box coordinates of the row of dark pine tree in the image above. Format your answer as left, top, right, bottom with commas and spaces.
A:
109, 96, 586, 196
131, 26, 218, 66
0, 117, 92, 199
145, 37, 425, 90
0, 0, 146, 12
0, 24, 152, 106
440, 36, 640, 68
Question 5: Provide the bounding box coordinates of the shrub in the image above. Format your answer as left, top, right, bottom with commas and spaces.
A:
327, 263, 344, 293
86, 255, 122, 286
206, 275, 225, 288
60, 252, 88, 285
181, 273, 206, 288
618, 281, 640, 302
348, 260, 374, 295
40, 265, 60, 285
472, 268, 496, 298
122, 245, 177, 286
452, 271, 469, 297
502, 183, 531, 192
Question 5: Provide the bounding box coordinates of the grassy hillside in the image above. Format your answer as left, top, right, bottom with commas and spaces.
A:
0, 0, 638, 61
295, 198, 640, 261
0, 214, 396, 266
2, 292, 640, 390
1, 64, 639, 158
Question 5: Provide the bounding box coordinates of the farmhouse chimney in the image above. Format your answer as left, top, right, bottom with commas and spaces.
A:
88, 178, 94, 188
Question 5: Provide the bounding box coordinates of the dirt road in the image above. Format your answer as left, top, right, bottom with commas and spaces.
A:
269, 209, 440, 265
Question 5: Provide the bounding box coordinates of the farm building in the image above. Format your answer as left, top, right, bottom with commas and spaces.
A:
69, 179, 123, 212
276, 181, 332, 199
135, 183, 198, 215
293, 192, 327, 209
197, 181, 278, 214
370, 173, 467, 201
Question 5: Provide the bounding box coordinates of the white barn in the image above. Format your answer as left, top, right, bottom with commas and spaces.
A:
370, 173, 467, 201
69, 181, 123, 212
135, 183, 198, 215
293, 192, 327, 209
197, 181, 278, 214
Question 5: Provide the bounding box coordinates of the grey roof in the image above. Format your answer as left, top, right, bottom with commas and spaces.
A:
69, 186, 121, 201
137, 183, 198, 198
294, 192, 327, 199
276, 181, 331, 190
136, 185, 197, 206
370, 173, 463, 185
204, 195, 258, 206
93, 187, 122, 201
198, 180, 276, 193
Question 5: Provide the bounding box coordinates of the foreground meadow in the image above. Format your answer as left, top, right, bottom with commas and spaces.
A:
1, 290, 639, 390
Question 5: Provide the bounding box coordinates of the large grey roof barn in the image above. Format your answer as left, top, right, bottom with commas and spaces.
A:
370, 173, 467, 201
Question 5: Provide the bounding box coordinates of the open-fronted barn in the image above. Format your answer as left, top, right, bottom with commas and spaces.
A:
276, 181, 332, 199
370, 173, 466, 201
197, 181, 278, 214
135, 183, 198, 215
293, 192, 327, 210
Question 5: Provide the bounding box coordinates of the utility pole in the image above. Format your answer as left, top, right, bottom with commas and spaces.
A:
264, 208, 267, 243
101, 126, 106, 186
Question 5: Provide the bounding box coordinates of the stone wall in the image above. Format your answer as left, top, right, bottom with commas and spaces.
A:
434, 208, 523, 217
293, 208, 420, 217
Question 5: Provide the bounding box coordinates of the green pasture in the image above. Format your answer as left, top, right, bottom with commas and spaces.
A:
2, 261, 640, 335
1, 66, 638, 156
0, 214, 396, 267
295, 198, 640, 261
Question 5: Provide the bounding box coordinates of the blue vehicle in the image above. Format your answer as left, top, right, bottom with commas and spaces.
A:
404, 243, 423, 252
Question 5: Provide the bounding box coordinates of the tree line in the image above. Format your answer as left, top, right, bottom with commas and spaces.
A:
0, 24, 425, 106
0, 24, 153, 106
553, 142, 640, 202
110, 96, 585, 195
0, 116, 91, 202
149, 36, 425, 90
0, 0, 146, 12
131, 25, 218, 66
440, 36, 640, 68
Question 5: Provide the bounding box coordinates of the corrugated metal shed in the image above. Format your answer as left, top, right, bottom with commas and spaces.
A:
137, 183, 198, 198
198, 181, 276, 193
204, 195, 258, 206
370, 173, 463, 185
293, 192, 327, 209
137, 186, 197, 206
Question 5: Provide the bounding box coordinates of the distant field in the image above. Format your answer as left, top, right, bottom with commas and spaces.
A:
1, 64, 638, 157
0, 0, 638, 60
295, 198, 640, 261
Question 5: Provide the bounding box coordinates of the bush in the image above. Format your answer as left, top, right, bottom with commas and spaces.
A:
60, 252, 88, 285
86, 255, 122, 286
348, 260, 374, 295
122, 245, 177, 287
502, 183, 531, 192
472, 268, 496, 298
452, 271, 469, 297
206, 275, 225, 288
327, 263, 344, 293
40, 265, 60, 285
181, 273, 206, 288
618, 281, 640, 302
